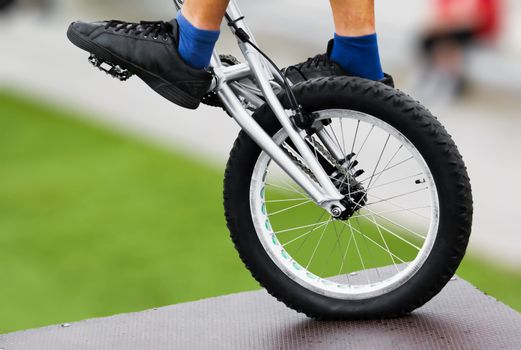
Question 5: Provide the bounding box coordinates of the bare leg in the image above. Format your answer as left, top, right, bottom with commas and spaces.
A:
329, 0, 376, 36
181, 0, 230, 31
327, 0, 383, 80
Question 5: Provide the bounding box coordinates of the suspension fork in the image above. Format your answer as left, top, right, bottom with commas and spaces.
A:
209, 0, 346, 214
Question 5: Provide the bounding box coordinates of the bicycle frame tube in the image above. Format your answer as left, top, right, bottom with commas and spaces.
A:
209, 0, 345, 213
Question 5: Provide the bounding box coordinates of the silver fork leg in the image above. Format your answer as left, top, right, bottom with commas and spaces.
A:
239, 43, 344, 202
210, 0, 346, 213
217, 84, 331, 205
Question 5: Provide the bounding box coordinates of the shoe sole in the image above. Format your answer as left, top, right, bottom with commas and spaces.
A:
67, 25, 201, 110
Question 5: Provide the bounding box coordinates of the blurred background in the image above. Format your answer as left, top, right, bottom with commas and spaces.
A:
1, 0, 520, 334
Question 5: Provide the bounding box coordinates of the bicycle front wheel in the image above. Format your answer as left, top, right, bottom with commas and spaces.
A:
224, 76, 472, 318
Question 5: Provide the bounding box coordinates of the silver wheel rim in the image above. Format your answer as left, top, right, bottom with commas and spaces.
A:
249, 109, 440, 300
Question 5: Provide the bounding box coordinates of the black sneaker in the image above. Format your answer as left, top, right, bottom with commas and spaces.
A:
67, 19, 213, 109
283, 39, 394, 87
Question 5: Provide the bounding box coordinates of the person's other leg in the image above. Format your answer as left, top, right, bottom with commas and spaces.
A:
329, 0, 384, 80
177, 0, 230, 69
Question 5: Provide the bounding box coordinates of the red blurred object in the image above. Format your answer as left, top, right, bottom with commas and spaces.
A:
434, 0, 502, 38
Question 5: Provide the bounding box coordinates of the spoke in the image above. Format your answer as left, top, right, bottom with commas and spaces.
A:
348, 220, 370, 284
339, 221, 408, 264
369, 144, 403, 186
365, 187, 429, 207
332, 221, 347, 260
274, 220, 332, 235
295, 211, 327, 255
265, 198, 308, 203
367, 134, 391, 189
350, 206, 432, 220
358, 217, 422, 251
268, 199, 312, 217
339, 118, 347, 156
363, 206, 428, 240
330, 175, 351, 188
305, 218, 332, 269
283, 220, 328, 247
352, 125, 374, 165
328, 124, 347, 159
266, 182, 308, 197
367, 213, 400, 273
359, 156, 414, 184
351, 120, 360, 155
338, 227, 354, 280
339, 168, 353, 198
331, 172, 424, 198
280, 178, 306, 197
335, 138, 401, 212
363, 192, 431, 220
355, 217, 382, 280
365, 172, 423, 192
319, 221, 347, 276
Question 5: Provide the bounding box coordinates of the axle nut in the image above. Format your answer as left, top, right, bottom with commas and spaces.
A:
331, 206, 342, 217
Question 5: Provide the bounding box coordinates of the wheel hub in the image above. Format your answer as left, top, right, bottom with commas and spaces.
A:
331, 167, 367, 220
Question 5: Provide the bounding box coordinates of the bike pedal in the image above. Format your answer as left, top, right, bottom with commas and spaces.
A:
88, 54, 133, 81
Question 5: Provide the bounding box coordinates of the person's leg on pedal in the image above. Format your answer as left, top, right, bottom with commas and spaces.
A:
329, 0, 384, 80
67, 0, 229, 109
67, 0, 390, 109
285, 0, 391, 85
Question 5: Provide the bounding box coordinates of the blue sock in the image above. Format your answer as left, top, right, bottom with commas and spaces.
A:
176, 11, 220, 69
330, 33, 384, 81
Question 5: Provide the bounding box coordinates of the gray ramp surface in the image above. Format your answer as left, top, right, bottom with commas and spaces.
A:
1, 278, 521, 350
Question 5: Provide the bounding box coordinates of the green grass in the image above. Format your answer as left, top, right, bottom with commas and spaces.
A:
0, 90, 519, 333
0, 91, 259, 333
458, 255, 521, 312
266, 193, 420, 277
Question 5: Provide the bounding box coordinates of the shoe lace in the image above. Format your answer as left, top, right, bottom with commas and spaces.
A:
104, 20, 173, 40
284, 53, 334, 81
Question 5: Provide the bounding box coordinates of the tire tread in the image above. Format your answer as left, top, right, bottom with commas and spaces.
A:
224, 76, 473, 319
